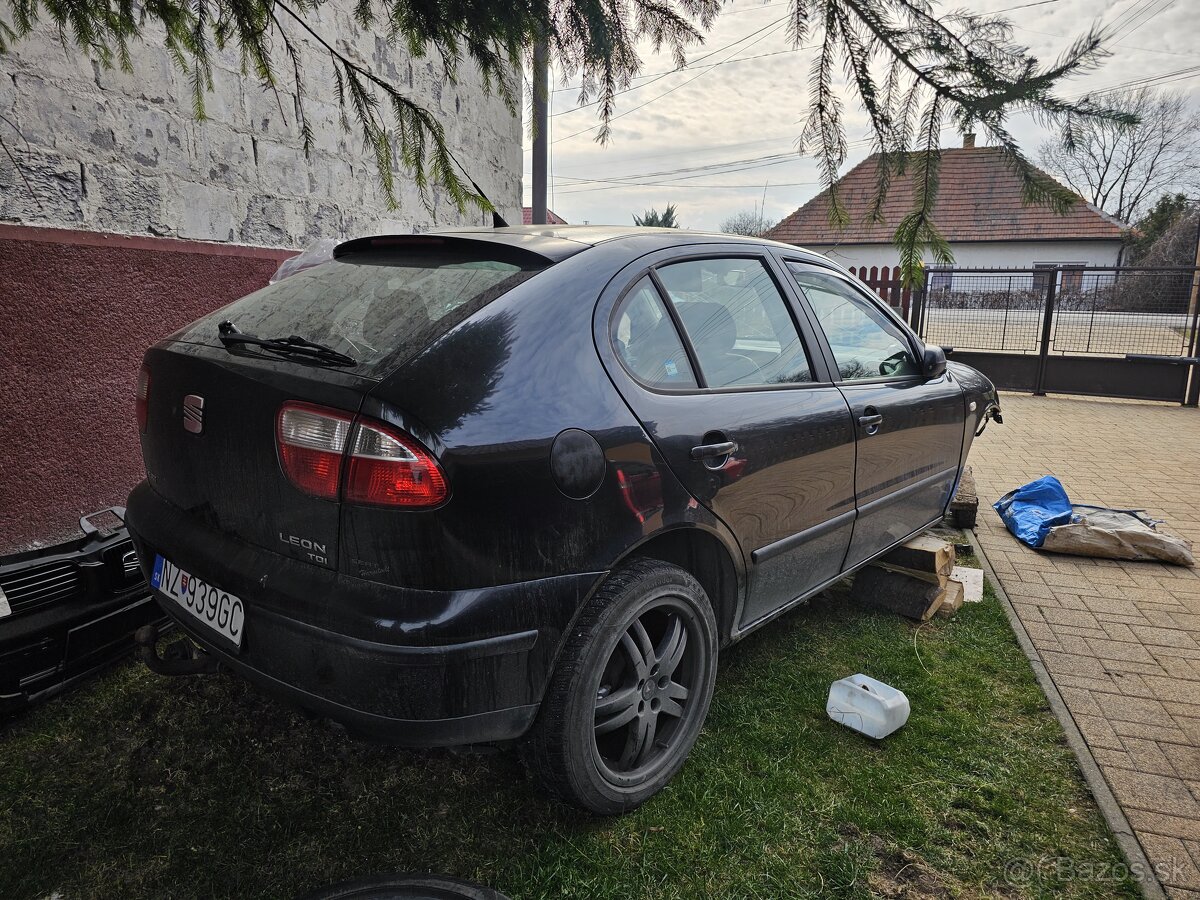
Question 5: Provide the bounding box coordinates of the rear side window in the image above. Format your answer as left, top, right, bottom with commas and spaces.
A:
612, 277, 698, 389
656, 258, 814, 388
179, 248, 545, 377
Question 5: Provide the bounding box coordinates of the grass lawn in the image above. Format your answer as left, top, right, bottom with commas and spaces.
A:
0, 566, 1138, 899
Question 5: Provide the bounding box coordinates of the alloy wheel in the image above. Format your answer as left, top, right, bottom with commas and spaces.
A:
590, 596, 705, 786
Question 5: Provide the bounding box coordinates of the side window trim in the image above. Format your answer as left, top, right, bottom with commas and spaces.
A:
778, 257, 926, 385
651, 253, 825, 392
609, 273, 701, 391
600, 246, 840, 396
647, 268, 708, 389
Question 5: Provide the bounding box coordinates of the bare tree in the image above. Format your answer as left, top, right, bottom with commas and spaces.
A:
1039, 88, 1200, 224
719, 211, 779, 237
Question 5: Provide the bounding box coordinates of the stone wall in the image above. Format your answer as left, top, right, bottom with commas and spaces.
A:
0, 8, 522, 245
0, 11, 521, 552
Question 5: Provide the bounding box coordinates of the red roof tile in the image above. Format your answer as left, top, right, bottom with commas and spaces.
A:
766, 147, 1126, 245
521, 207, 569, 225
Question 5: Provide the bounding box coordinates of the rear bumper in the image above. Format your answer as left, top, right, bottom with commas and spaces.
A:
125, 481, 603, 746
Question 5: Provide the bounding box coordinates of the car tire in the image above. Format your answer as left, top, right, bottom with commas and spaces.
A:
521, 558, 718, 815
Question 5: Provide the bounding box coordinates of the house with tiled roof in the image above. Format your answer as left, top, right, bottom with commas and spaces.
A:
765, 136, 1128, 278
522, 207, 569, 225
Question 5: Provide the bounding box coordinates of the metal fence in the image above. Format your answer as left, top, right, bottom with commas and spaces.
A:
911, 266, 1200, 404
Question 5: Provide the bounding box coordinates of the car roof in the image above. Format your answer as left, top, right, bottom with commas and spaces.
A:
429, 224, 816, 261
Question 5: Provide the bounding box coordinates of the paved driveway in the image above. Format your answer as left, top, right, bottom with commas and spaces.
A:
970, 393, 1200, 898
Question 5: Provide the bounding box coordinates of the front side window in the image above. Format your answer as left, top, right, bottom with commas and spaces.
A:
787, 266, 920, 381
612, 277, 698, 389
655, 258, 813, 389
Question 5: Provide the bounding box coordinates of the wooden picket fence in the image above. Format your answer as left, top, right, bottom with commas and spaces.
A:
848, 265, 913, 322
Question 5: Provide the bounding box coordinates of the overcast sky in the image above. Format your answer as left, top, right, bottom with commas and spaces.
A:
520, 0, 1199, 230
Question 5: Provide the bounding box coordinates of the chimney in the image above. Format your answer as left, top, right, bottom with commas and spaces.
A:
963, 132, 976, 149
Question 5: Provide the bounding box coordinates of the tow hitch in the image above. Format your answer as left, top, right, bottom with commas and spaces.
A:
134, 624, 220, 676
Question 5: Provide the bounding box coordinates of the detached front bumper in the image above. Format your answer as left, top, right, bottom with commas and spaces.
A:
125, 481, 602, 746
0, 521, 165, 715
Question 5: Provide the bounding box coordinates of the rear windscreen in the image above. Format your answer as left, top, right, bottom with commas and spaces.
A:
178, 248, 547, 376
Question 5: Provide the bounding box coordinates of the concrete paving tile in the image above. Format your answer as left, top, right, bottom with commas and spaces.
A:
1111, 718, 1190, 744
1073, 713, 1125, 750
1088, 638, 1158, 664
1121, 737, 1184, 777
1055, 672, 1126, 693
1174, 717, 1200, 745
1041, 650, 1109, 678
1092, 691, 1173, 726
1159, 744, 1200, 780
1093, 747, 1135, 769
1132, 627, 1200, 650
1102, 621, 1141, 642
1127, 809, 1200, 842
1105, 769, 1200, 819
1138, 833, 1200, 890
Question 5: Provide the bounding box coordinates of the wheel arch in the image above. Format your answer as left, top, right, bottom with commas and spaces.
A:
613, 524, 744, 647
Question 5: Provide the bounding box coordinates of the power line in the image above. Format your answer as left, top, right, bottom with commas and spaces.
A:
553, 20, 787, 144
989, 0, 1062, 12
551, 15, 788, 118
553, 157, 805, 193
552, 45, 805, 96
1110, 0, 1176, 42
1066, 63, 1200, 97
1016, 24, 1197, 57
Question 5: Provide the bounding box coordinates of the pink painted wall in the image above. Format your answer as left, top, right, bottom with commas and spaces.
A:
0, 225, 293, 553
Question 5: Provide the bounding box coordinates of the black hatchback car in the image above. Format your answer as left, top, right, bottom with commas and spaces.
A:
127, 226, 999, 814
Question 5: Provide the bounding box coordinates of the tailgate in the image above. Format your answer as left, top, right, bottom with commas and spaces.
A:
139, 342, 377, 570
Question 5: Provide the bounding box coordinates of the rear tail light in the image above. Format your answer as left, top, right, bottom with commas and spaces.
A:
275, 403, 447, 507
276, 402, 353, 500
136, 365, 151, 433
345, 420, 448, 507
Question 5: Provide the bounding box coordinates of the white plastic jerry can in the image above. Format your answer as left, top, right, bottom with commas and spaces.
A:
826, 674, 910, 739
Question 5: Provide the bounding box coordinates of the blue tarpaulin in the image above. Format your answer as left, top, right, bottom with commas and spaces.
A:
993, 476, 1074, 548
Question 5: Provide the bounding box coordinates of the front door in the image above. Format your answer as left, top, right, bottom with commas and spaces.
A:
782, 262, 965, 569
600, 251, 858, 628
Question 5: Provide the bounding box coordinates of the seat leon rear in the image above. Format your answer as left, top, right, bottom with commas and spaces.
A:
128, 226, 998, 814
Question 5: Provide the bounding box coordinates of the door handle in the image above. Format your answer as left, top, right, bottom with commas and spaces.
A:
691, 440, 738, 461
858, 408, 883, 435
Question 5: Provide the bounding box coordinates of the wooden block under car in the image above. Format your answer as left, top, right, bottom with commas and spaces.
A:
876, 534, 956, 581
948, 466, 979, 529
851, 566, 945, 621
936, 579, 965, 618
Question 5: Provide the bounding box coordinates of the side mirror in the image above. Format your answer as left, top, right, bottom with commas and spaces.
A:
922, 345, 947, 379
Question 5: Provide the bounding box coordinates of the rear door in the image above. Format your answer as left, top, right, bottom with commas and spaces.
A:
781, 261, 964, 569
599, 248, 857, 628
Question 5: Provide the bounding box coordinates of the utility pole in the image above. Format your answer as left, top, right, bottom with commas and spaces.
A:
531, 41, 549, 226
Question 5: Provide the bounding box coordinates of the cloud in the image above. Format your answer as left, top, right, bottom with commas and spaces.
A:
526, 0, 1200, 229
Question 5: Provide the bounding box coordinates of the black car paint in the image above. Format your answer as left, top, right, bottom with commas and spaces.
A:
126, 226, 998, 747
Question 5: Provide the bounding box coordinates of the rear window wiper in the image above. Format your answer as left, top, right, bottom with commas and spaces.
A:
217, 321, 357, 367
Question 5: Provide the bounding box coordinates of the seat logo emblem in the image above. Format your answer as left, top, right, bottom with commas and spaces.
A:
183, 394, 205, 434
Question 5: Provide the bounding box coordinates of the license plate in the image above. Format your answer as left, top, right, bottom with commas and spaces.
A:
151, 555, 245, 648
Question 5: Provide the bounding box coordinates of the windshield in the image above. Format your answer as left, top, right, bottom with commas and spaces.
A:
178, 248, 546, 377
